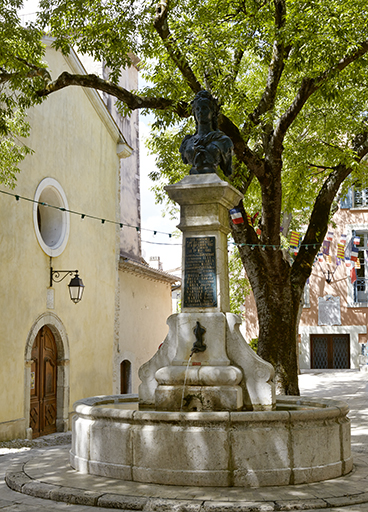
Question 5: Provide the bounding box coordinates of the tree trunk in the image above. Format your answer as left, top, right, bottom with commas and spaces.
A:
232, 211, 304, 395
254, 271, 302, 395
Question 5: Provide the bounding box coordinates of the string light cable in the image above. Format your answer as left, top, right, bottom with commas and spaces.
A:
1, 188, 327, 252
0, 188, 173, 240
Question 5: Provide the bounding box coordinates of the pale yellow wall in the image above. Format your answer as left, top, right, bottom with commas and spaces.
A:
116, 270, 172, 393
0, 45, 121, 438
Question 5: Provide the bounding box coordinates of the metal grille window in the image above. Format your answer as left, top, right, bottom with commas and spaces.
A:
353, 188, 368, 208
353, 232, 368, 304
311, 335, 350, 369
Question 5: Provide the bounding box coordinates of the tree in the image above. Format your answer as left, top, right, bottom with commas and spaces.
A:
2, 0, 368, 393
0, 0, 47, 186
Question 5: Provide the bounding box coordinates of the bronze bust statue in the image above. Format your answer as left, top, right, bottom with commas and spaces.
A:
179, 90, 233, 177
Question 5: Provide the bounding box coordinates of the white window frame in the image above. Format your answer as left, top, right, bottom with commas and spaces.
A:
346, 224, 368, 307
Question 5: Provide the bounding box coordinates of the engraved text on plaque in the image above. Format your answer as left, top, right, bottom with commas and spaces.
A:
184, 236, 217, 308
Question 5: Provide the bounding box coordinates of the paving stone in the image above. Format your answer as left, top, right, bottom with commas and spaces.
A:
324, 492, 368, 507
97, 493, 148, 510
48, 486, 103, 506
144, 497, 203, 511
21, 481, 60, 499
4, 471, 32, 493
273, 499, 328, 510
201, 502, 275, 512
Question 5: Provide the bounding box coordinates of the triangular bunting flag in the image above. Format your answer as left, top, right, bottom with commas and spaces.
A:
337, 243, 345, 260
351, 267, 357, 284
351, 247, 359, 262
230, 208, 244, 225
322, 240, 330, 255
289, 231, 301, 247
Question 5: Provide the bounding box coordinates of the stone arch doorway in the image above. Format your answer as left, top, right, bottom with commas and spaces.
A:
25, 313, 70, 439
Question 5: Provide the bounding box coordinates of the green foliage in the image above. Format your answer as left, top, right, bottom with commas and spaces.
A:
0, 0, 46, 185
0, 108, 33, 187
135, 0, 368, 223
229, 245, 251, 316
249, 338, 258, 353
2, 0, 368, 214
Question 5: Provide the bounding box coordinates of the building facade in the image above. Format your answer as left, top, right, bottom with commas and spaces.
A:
0, 40, 176, 441
299, 190, 368, 370
242, 191, 368, 372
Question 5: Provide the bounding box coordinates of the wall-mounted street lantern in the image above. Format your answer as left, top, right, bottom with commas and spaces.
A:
318, 261, 337, 284
50, 267, 85, 304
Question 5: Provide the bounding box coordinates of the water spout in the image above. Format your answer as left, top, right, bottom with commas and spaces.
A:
190, 321, 206, 357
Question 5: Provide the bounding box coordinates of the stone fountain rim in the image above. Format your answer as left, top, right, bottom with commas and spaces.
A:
73, 393, 349, 423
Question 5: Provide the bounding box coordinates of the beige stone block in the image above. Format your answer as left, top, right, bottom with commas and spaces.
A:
70, 415, 91, 469
339, 414, 352, 475
132, 420, 230, 486
89, 419, 132, 466
293, 461, 343, 485
291, 419, 341, 470
155, 365, 242, 386
138, 313, 178, 405
133, 466, 230, 487
233, 468, 291, 487
165, 174, 243, 209
88, 460, 132, 480
155, 385, 243, 411
230, 420, 290, 477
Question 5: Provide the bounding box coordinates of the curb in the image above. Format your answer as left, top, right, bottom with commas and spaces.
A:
5, 460, 368, 512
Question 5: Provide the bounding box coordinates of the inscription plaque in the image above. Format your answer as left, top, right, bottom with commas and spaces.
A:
184, 236, 217, 308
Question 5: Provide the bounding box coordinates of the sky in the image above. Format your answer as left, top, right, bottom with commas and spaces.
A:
139, 121, 182, 273
18, 0, 182, 274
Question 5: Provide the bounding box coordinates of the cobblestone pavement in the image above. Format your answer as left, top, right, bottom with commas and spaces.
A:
1, 369, 367, 511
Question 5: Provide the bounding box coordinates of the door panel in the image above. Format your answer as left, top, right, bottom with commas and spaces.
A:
30, 326, 57, 438
311, 334, 350, 369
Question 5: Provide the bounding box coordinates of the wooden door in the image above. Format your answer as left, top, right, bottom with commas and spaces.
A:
30, 326, 57, 438
310, 334, 350, 369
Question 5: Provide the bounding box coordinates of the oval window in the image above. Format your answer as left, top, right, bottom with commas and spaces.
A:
33, 178, 70, 257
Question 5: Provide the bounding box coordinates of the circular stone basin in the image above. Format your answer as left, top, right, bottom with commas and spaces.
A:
70, 394, 352, 487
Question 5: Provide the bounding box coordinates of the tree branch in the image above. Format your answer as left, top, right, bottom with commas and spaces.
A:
228, 49, 245, 85
273, 39, 368, 149
153, 0, 202, 93
244, 0, 288, 133
218, 113, 265, 178
14, 56, 51, 81
292, 136, 368, 285
36, 71, 190, 116
1, 57, 51, 85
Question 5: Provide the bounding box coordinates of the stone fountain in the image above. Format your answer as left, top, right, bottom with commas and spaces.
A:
70, 91, 352, 488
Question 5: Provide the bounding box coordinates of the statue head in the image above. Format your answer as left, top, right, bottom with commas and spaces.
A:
191, 90, 219, 133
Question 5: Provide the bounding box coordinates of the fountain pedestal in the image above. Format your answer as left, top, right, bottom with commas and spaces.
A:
138, 174, 276, 412
153, 174, 266, 411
